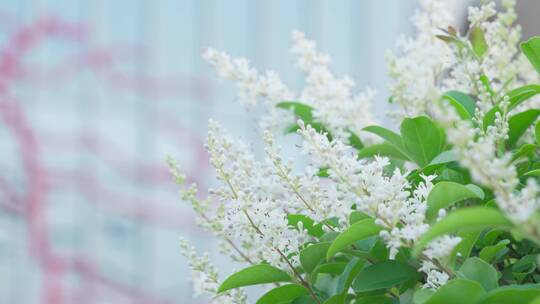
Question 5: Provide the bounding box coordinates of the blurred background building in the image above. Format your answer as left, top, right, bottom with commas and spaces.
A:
2, 0, 535, 303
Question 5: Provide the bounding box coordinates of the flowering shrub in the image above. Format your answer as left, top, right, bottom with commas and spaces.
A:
172, 1, 540, 303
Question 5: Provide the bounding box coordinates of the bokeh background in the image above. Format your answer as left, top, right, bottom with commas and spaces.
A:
2, 0, 538, 303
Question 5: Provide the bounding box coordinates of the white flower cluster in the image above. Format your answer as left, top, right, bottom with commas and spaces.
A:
440, 102, 540, 228
263, 130, 344, 224
388, 0, 538, 120
386, 0, 453, 118
290, 31, 377, 140
203, 31, 376, 142
297, 121, 458, 285
203, 48, 293, 108
175, 1, 540, 301
420, 235, 462, 289
180, 239, 247, 304
206, 119, 310, 269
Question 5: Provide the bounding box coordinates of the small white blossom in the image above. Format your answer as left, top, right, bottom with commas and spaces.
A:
420, 261, 450, 290
206, 120, 311, 270
180, 239, 247, 304
203, 31, 377, 143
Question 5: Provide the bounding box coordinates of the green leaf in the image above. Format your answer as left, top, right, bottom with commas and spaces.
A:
414, 207, 513, 256
310, 263, 348, 284
336, 257, 365, 294
508, 84, 540, 109
512, 255, 537, 273
357, 142, 409, 160
218, 264, 292, 293
451, 231, 481, 265
483, 85, 540, 130
300, 242, 331, 273
348, 132, 364, 150
413, 288, 434, 304
256, 284, 308, 304
277, 101, 314, 121
470, 26, 488, 58
479, 74, 495, 97
312, 263, 348, 277
442, 91, 476, 119
352, 260, 420, 292
536, 120, 540, 146
429, 150, 458, 166
477, 284, 540, 304
326, 218, 382, 259
362, 125, 407, 154
355, 295, 394, 304
288, 214, 324, 238
418, 150, 459, 176
292, 295, 317, 304
458, 257, 498, 291
511, 143, 537, 163
508, 109, 540, 147
349, 211, 371, 225
521, 36, 540, 75
426, 181, 484, 220
400, 116, 444, 166
524, 169, 540, 177
322, 294, 347, 304
479, 239, 510, 263
425, 279, 485, 304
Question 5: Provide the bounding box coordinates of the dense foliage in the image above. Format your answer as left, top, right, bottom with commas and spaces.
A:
172, 1, 540, 303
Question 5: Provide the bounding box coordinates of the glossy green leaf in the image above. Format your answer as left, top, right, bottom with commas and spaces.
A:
470, 26, 488, 58
479, 74, 495, 97
357, 142, 409, 160
300, 242, 331, 273
507, 85, 540, 109
349, 211, 371, 225
312, 263, 348, 278
425, 279, 485, 304
218, 264, 292, 293
443, 91, 476, 119
362, 125, 407, 152
348, 132, 364, 150
336, 257, 365, 294
277, 101, 314, 121
531, 295, 540, 304
426, 181, 484, 220
524, 169, 540, 177
414, 207, 513, 256
355, 295, 394, 304
310, 263, 348, 287
292, 295, 317, 304
418, 150, 459, 176
451, 231, 481, 265
512, 255, 537, 273
536, 120, 540, 146
477, 284, 540, 304
288, 214, 324, 238
326, 218, 382, 259
322, 294, 347, 304
511, 143, 537, 163
256, 284, 308, 304
521, 36, 540, 75
400, 116, 444, 166
508, 109, 540, 147
413, 288, 434, 304
429, 150, 458, 166
352, 260, 420, 292
479, 239, 510, 263
458, 257, 498, 291
483, 85, 540, 130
